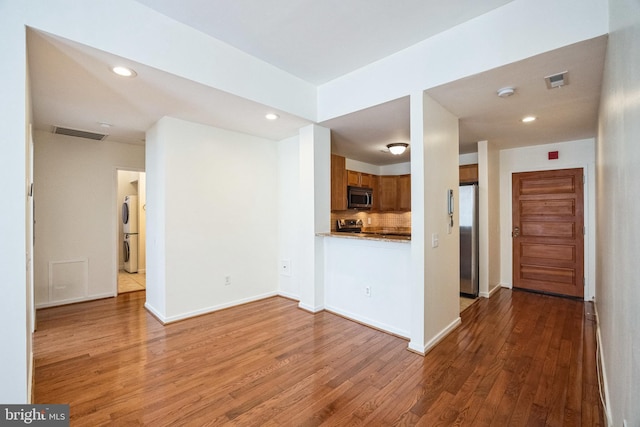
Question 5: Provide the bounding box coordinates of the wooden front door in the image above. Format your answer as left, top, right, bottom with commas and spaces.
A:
512, 168, 584, 298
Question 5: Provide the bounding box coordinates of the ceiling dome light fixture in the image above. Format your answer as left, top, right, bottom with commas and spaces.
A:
265, 113, 279, 120
497, 87, 515, 98
111, 66, 137, 77
387, 142, 409, 155
522, 116, 537, 123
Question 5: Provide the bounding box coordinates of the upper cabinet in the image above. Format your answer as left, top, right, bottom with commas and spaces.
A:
459, 164, 479, 184
347, 170, 373, 188
378, 174, 411, 212
397, 174, 411, 211
331, 155, 347, 211
378, 176, 397, 211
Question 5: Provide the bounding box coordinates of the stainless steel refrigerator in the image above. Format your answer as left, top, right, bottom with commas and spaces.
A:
459, 184, 478, 296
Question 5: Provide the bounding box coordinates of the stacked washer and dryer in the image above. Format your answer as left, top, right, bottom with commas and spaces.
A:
122, 195, 138, 273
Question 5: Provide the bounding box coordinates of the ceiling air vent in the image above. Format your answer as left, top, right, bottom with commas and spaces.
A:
545, 71, 569, 89
52, 126, 108, 141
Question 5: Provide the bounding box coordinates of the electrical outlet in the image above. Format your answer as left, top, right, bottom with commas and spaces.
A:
367, 217, 372, 225
225, 275, 231, 286
365, 286, 371, 297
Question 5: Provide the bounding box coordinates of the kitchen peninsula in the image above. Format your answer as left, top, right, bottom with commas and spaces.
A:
316, 154, 413, 337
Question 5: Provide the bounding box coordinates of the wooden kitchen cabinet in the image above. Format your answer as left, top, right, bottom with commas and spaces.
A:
331, 154, 347, 211
460, 164, 479, 184
397, 174, 411, 211
347, 170, 373, 188
378, 174, 411, 211
379, 176, 398, 211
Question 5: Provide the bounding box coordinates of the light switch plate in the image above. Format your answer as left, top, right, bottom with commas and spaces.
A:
432, 233, 439, 248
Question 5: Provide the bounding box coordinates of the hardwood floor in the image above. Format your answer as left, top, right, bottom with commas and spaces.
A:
34, 288, 604, 426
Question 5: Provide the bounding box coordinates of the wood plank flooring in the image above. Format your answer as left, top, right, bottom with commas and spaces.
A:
34, 288, 604, 426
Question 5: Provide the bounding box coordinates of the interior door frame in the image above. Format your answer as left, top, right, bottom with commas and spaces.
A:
501, 159, 595, 301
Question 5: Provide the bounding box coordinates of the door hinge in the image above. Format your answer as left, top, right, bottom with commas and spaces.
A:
584, 277, 586, 287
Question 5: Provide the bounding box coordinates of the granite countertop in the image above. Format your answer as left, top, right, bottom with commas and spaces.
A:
317, 229, 411, 242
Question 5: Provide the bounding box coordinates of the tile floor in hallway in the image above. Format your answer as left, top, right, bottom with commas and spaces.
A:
118, 270, 146, 293
460, 295, 477, 312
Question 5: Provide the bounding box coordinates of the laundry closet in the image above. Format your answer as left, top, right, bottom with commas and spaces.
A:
117, 170, 146, 292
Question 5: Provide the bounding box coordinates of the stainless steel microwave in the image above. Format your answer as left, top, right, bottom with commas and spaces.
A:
347, 186, 373, 209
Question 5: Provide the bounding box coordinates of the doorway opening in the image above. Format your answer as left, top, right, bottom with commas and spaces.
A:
117, 170, 146, 294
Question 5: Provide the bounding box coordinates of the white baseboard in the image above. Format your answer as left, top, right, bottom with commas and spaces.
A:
479, 283, 504, 298
298, 302, 324, 313
593, 301, 613, 426
408, 316, 462, 355
323, 305, 410, 339
145, 291, 279, 324
277, 290, 300, 301
36, 292, 115, 309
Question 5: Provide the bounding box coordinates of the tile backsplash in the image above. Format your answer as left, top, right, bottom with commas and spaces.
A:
331, 211, 411, 231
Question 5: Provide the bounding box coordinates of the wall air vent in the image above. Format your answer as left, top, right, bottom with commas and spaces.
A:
52, 126, 108, 141
545, 71, 569, 89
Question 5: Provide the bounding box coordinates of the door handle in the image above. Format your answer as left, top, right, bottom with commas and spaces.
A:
512, 226, 520, 238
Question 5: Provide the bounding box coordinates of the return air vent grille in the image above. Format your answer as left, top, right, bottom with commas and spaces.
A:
545, 71, 569, 89
52, 126, 108, 141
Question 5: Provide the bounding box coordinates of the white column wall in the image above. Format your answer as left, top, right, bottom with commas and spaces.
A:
277, 135, 302, 299
409, 93, 461, 354
297, 125, 331, 312
0, 2, 28, 403
144, 117, 280, 322
477, 140, 502, 297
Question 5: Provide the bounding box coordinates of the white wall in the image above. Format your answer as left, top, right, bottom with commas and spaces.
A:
596, 0, 640, 425
499, 139, 596, 300
33, 131, 145, 306
0, 2, 28, 403
277, 135, 301, 299
144, 117, 280, 322
478, 141, 501, 297
409, 93, 461, 354
346, 159, 411, 176
324, 237, 412, 337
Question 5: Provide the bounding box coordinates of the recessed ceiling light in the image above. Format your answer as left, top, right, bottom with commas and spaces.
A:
111, 66, 137, 77
265, 113, 279, 120
522, 116, 537, 123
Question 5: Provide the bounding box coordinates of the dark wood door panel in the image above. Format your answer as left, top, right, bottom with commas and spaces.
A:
520, 243, 576, 261
513, 168, 584, 298
518, 176, 578, 195
521, 221, 576, 238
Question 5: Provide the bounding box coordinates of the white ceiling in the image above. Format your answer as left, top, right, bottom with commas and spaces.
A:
133, 0, 515, 85
28, 1, 607, 166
